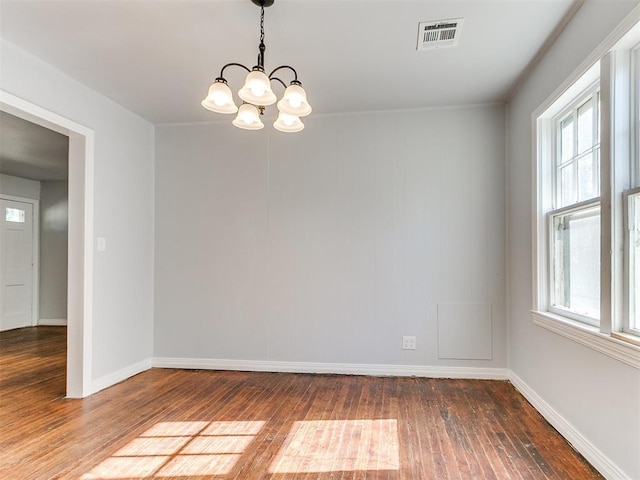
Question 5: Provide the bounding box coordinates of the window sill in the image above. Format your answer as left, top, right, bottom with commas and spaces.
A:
531, 310, 640, 370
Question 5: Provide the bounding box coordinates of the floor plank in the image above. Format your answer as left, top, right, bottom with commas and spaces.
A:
0, 327, 603, 479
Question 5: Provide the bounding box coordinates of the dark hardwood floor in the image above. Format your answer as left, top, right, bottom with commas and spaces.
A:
0, 326, 602, 479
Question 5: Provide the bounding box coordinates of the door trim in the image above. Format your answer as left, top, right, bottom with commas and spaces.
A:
0, 90, 95, 398
0, 194, 39, 327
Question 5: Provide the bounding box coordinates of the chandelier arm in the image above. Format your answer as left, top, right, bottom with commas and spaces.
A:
269, 76, 288, 90
268, 65, 299, 83
219, 62, 252, 79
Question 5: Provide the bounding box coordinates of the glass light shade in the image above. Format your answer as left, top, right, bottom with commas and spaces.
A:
277, 84, 312, 116
232, 103, 264, 130
273, 112, 304, 133
238, 70, 277, 106
201, 80, 238, 114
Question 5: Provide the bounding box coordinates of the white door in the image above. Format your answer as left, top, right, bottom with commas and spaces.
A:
0, 199, 34, 331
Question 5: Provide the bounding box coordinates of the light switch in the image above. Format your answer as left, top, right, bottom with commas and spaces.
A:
97, 237, 106, 251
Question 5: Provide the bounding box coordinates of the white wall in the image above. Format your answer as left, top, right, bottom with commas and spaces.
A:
0, 173, 40, 200
155, 105, 506, 371
0, 39, 155, 385
39, 180, 68, 323
507, 1, 640, 479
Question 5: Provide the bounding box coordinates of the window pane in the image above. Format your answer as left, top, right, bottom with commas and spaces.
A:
560, 115, 574, 163
552, 206, 600, 321
577, 101, 594, 154
5, 207, 25, 223
577, 153, 595, 201
560, 164, 576, 207
631, 194, 640, 332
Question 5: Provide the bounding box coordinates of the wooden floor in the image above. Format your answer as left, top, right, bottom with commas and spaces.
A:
0, 327, 602, 480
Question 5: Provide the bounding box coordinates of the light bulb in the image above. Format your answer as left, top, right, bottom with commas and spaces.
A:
238, 70, 276, 106
251, 84, 266, 98
233, 104, 264, 130
277, 83, 311, 117
240, 111, 255, 124
212, 93, 228, 107
201, 79, 238, 114
274, 112, 304, 133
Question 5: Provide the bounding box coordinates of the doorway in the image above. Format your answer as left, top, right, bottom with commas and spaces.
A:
0, 90, 94, 398
0, 197, 36, 331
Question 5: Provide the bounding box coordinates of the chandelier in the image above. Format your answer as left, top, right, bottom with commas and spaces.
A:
201, 0, 311, 133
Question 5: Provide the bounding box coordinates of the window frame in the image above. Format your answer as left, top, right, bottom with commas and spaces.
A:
625, 45, 640, 337
624, 187, 640, 336
553, 87, 601, 209
531, 14, 640, 370
633, 44, 640, 187
547, 199, 601, 326
541, 83, 602, 328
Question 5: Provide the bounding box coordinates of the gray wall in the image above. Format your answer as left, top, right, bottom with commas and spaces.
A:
507, 1, 640, 479
0, 173, 40, 200
155, 105, 506, 370
1, 39, 155, 385
39, 180, 67, 322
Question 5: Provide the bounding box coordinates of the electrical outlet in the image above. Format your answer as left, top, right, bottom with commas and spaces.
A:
402, 336, 416, 350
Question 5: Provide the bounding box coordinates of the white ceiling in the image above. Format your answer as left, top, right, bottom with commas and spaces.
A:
0, 0, 578, 125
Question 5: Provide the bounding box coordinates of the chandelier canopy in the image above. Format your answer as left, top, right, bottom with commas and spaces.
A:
201, 0, 311, 133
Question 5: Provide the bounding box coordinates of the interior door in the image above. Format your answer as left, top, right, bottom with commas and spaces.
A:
0, 199, 34, 331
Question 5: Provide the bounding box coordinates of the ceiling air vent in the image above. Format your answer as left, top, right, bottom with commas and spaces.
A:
417, 18, 464, 51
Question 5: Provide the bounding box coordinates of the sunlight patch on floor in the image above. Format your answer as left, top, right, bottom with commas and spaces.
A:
80, 420, 265, 479
268, 419, 400, 473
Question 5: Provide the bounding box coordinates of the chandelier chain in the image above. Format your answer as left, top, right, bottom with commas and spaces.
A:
260, 5, 265, 45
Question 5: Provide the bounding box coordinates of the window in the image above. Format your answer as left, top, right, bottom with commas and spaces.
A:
5, 207, 25, 223
627, 45, 640, 337
533, 19, 640, 367
635, 44, 640, 184
628, 190, 640, 335
556, 91, 600, 207
548, 89, 601, 325
550, 204, 601, 324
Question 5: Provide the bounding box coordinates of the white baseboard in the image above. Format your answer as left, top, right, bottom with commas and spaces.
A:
38, 318, 67, 326
91, 358, 152, 395
509, 372, 631, 480
152, 357, 510, 380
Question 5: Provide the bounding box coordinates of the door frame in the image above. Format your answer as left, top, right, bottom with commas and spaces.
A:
0, 90, 95, 398
0, 194, 40, 327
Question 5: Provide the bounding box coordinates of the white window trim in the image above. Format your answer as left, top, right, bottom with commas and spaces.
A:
547, 86, 601, 326
534, 68, 602, 326
625, 186, 640, 336
531, 6, 640, 369
633, 45, 640, 186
